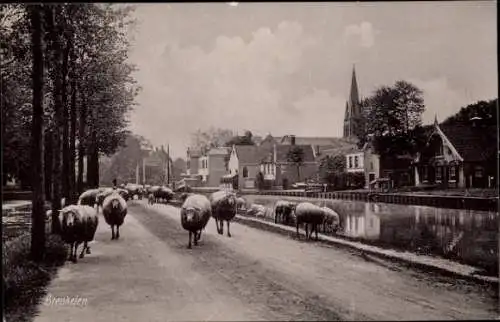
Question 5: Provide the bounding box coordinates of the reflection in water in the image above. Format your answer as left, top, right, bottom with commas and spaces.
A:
245, 195, 499, 276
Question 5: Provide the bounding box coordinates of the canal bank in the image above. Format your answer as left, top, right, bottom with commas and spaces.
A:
190, 187, 498, 212
188, 189, 498, 284
232, 213, 498, 286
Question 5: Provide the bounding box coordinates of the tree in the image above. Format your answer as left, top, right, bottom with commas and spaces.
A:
190, 127, 234, 151
319, 154, 346, 185
442, 99, 497, 127
359, 80, 425, 156
225, 130, 255, 146
28, 3, 46, 261
286, 146, 305, 182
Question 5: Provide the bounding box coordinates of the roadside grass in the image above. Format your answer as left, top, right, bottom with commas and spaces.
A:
3, 232, 67, 322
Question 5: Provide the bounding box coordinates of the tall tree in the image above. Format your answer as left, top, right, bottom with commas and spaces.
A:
286, 146, 305, 182
359, 80, 425, 156
28, 3, 46, 261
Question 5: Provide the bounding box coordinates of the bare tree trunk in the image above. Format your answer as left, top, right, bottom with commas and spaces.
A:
46, 5, 62, 234
44, 129, 53, 201
69, 74, 77, 203
61, 35, 71, 200
77, 92, 87, 194
29, 4, 46, 261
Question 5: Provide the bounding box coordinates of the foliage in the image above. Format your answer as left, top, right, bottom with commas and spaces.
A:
286, 146, 305, 181
357, 80, 425, 156
101, 134, 151, 185
3, 233, 67, 322
190, 127, 234, 151
318, 154, 346, 185
225, 130, 255, 146
441, 99, 497, 127
346, 172, 365, 189
255, 171, 265, 190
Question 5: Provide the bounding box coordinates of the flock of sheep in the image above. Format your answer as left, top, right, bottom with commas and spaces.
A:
54, 183, 341, 261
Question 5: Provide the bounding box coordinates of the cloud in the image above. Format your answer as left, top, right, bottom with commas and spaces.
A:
408, 77, 468, 124
129, 20, 319, 157
343, 21, 376, 48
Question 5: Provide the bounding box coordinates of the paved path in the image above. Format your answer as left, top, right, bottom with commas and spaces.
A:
34, 201, 498, 321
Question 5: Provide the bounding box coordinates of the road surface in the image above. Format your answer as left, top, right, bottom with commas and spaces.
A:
34, 200, 498, 321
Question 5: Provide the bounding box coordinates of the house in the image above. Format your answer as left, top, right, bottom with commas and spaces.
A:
345, 152, 364, 173
182, 148, 202, 187
279, 135, 357, 157
227, 145, 271, 189
206, 147, 231, 187
414, 117, 497, 188
259, 143, 317, 188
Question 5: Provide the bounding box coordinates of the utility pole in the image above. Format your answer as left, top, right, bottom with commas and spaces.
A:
167, 144, 170, 185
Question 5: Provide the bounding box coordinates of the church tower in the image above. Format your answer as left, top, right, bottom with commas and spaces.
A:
343, 65, 361, 139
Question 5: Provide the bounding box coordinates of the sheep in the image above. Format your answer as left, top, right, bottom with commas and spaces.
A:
58, 205, 99, 263
246, 204, 267, 218
116, 188, 130, 202
95, 188, 114, 213
321, 207, 340, 234
180, 194, 212, 249
209, 190, 237, 237
77, 189, 101, 208
236, 197, 247, 212
274, 200, 296, 225
102, 192, 127, 240
125, 183, 143, 200
154, 186, 174, 204
148, 193, 155, 205
295, 202, 325, 241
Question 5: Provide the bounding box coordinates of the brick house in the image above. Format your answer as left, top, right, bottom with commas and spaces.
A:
413, 117, 497, 188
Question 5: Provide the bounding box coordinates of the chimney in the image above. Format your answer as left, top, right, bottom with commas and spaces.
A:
290, 135, 296, 145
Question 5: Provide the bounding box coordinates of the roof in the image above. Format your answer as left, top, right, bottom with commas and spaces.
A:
280, 136, 354, 147
276, 145, 315, 163
439, 122, 497, 162
208, 147, 230, 156
234, 145, 271, 164
187, 149, 201, 158
317, 139, 359, 157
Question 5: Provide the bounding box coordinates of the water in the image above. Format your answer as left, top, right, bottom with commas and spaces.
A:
241, 195, 499, 276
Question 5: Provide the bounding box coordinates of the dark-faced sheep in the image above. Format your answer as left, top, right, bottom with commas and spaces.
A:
321, 207, 340, 234
274, 200, 296, 225
295, 202, 325, 241
180, 194, 212, 249
59, 205, 99, 263
77, 189, 101, 208
102, 192, 127, 240
209, 190, 237, 237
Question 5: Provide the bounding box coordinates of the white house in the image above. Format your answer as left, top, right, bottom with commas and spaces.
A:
345, 152, 364, 173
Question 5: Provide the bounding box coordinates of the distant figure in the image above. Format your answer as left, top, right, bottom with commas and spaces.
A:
112, 179, 117, 189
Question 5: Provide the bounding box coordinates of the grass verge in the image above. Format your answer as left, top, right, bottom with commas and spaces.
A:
3, 233, 67, 322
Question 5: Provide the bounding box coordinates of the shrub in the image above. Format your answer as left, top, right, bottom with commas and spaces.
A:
3, 233, 67, 322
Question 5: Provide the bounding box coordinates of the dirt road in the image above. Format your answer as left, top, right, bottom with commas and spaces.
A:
34, 201, 498, 321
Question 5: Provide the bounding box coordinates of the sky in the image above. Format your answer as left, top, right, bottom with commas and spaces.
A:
126, 1, 497, 159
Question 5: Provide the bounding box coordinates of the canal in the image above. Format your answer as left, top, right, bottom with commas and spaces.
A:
240, 194, 499, 277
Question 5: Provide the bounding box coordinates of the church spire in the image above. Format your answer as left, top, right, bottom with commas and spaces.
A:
349, 64, 360, 108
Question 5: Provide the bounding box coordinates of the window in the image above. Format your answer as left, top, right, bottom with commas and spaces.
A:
349, 156, 353, 169
436, 167, 442, 181
370, 161, 373, 171
243, 166, 248, 178
354, 156, 359, 168
449, 166, 456, 181
475, 166, 483, 178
